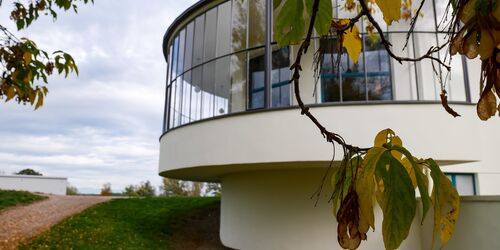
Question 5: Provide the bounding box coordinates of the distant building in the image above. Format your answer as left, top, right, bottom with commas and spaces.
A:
159, 0, 500, 249
0, 175, 67, 195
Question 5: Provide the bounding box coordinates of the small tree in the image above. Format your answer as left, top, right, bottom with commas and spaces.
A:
136, 181, 156, 197
161, 178, 187, 197
100, 182, 112, 196
123, 185, 138, 197
15, 168, 42, 176
205, 182, 222, 196
66, 184, 78, 195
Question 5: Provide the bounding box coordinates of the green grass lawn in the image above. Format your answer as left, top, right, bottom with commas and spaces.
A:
20, 197, 220, 250
0, 189, 47, 211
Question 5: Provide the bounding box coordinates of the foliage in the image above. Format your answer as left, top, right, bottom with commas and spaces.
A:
161, 178, 188, 197
206, 182, 222, 196
66, 184, 78, 195
20, 197, 220, 250
15, 168, 42, 176
123, 181, 156, 197
274, 1, 469, 249
0, 189, 47, 210
0, 0, 92, 109
100, 182, 112, 196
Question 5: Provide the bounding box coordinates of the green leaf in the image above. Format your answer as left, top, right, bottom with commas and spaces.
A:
35, 91, 44, 110
426, 159, 460, 249
274, 0, 306, 47
374, 128, 395, 147
356, 147, 386, 234
392, 145, 431, 224
305, 0, 333, 36
273, 0, 283, 9
376, 151, 416, 250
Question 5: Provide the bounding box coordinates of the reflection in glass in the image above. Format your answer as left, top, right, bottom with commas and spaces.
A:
214, 56, 231, 116
341, 51, 365, 102
174, 76, 183, 127
171, 36, 179, 80
202, 61, 216, 119
184, 22, 194, 72
193, 15, 205, 66
169, 77, 177, 128
204, 8, 218, 62
365, 37, 392, 101
230, 52, 247, 113
249, 0, 265, 48
176, 29, 185, 75
272, 46, 291, 107
191, 67, 203, 121
181, 72, 192, 124
320, 38, 341, 102
249, 48, 265, 109
232, 0, 248, 52
165, 85, 171, 130
217, 1, 232, 57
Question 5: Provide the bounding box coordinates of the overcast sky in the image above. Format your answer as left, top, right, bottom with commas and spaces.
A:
0, 0, 197, 193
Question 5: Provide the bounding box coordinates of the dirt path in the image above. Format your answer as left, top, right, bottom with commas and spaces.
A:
0, 195, 111, 250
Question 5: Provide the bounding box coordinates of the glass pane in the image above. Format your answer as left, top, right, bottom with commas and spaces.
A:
164, 85, 171, 131
184, 22, 194, 72
171, 36, 179, 80
414, 33, 440, 100
167, 45, 173, 84
177, 29, 185, 75
181, 72, 192, 124
215, 56, 231, 116
249, 0, 265, 48
456, 175, 475, 196
365, 36, 392, 101
388, 33, 418, 100
217, 1, 232, 57
204, 8, 218, 62
230, 52, 247, 113
341, 51, 366, 102
232, 0, 248, 52
191, 67, 203, 121
320, 37, 340, 103
174, 76, 183, 127
193, 15, 205, 66
169, 78, 177, 128
272, 46, 291, 107
248, 48, 265, 109
202, 61, 216, 119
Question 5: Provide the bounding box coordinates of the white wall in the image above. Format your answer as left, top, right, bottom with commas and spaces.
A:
0, 175, 67, 195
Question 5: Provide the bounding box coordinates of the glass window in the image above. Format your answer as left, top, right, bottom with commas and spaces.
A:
181, 72, 192, 124
184, 22, 195, 72
230, 51, 247, 113
446, 173, 476, 196
164, 85, 171, 131
202, 61, 216, 119
248, 48, 265, 109
217, 1, 232, 57
320, 38, 340, 102
232, 0, 248, 52
341, 50, 366, 102
204, 8, 218, 62
177, 29, 185, 75
365, 36, 392, 101
191, 67, 203, 121
193, 14, 205, 66
272, 46, 291, 107
215, 56, 231, 116
171, 36, 179, 80
174, 76, 183, 127
249, 0, 265, 48
169, 78, 177, 128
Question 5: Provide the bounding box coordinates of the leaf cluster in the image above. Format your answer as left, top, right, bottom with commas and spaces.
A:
0, 0, 92, 109
331, 129, 459, 250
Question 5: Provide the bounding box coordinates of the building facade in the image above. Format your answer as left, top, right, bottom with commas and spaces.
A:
159, 0, 500, 249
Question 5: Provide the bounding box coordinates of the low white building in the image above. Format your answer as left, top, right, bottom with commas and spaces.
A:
0, 175, 68, 195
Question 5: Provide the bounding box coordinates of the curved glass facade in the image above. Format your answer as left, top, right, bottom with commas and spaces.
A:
163, 0, 471, 132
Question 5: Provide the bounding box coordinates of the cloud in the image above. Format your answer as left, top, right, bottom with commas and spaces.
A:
0, 0, 198, 193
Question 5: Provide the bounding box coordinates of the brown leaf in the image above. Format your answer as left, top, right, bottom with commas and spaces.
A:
477, 90, 497, 120
439, 90, 461, 117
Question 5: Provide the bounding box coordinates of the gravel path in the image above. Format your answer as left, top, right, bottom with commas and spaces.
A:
0, 195, 111, 250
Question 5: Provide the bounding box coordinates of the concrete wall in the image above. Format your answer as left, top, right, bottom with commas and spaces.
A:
0, 175, 67, 195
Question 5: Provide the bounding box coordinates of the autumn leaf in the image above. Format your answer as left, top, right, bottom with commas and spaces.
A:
426, 159, 460, 249
338, 19, 362, 64
374, 128, 395, 147
375, 0, 402, 25
477, 89, 497, 120
274, 0, 306, 47
376, 152, 416, 250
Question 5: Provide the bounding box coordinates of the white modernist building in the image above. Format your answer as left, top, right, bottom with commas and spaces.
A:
0, 175, 68, 195
159, 0, 500, 249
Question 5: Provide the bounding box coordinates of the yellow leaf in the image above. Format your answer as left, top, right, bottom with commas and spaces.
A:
432, 174, 460, 249
400, 157, 417, 188
35, 91, 44, 110
374, 128, 395, 147
375, 0, 402, 25
6, 85, 16, 102
390, 136, 403, 159
339, 19, 362, 64
23, 52, 32, 65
